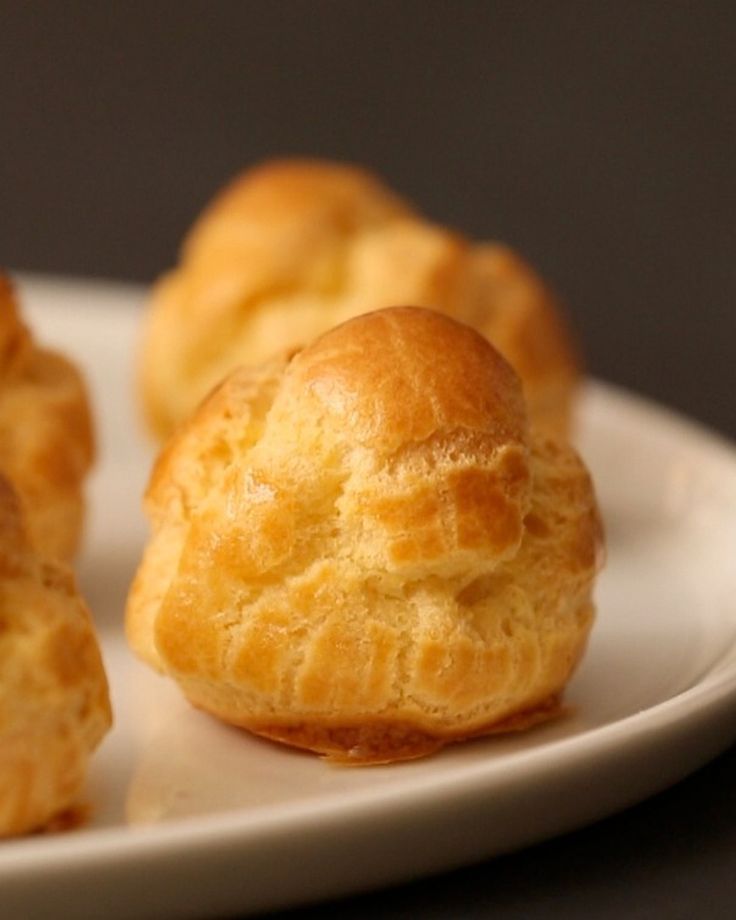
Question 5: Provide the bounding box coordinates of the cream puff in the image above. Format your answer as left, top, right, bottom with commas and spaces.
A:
127, 307, 602, 764
0, 474, 111, 836
0, 274, 94, 560
139, 159, 579, 440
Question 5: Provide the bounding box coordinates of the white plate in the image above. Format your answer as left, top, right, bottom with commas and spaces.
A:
3, 276, 736, 920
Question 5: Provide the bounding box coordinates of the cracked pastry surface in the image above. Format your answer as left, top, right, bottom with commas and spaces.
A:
127, 307, 603, 764
140, 159, 579, 440
0, 274, 94, 560
0, 475, 111, 836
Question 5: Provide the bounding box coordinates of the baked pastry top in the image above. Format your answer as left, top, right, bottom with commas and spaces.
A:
0, 274, 94, 560
140, 159, 579, 440
127, 307, 603, 764
0, 474, 111, 836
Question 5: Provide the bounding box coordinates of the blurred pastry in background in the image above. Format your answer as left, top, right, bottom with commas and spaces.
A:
0, 474, 111, 837
0, 274, 94, 560
139, 159, 579, 440
127, 307, 602, 764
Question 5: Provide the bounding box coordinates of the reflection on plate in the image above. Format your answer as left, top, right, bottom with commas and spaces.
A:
3, 276, 736, 920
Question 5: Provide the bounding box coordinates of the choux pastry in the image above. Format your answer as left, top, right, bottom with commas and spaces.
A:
0, 474, 111, 836
0, 274, 94, 560
127, 307, 602, 764
140, 159, 579, 440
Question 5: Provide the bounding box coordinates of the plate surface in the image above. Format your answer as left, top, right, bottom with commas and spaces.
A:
3, 276, 736, 920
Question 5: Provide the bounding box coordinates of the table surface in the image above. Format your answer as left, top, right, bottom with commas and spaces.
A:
2, 4, 734, 917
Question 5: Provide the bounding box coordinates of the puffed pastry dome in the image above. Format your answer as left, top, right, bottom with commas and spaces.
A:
0, 475, 111, 836
140, 159, 579, 440
127, 307, 603, 764
0, 274, 94, 560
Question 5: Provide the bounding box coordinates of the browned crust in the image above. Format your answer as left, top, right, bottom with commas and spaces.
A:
185, 158, 414, 255
204, 695, 565, 765
283, 306, 527, 452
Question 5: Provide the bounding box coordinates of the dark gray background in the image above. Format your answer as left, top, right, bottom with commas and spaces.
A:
2, 3, 735, 918
2, 1, 734, 437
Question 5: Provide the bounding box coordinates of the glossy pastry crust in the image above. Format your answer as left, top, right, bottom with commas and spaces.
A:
0, 475, 111, 836
139, 159, 579, 440
0, 274, 94, 560
127, 307, 603, 764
